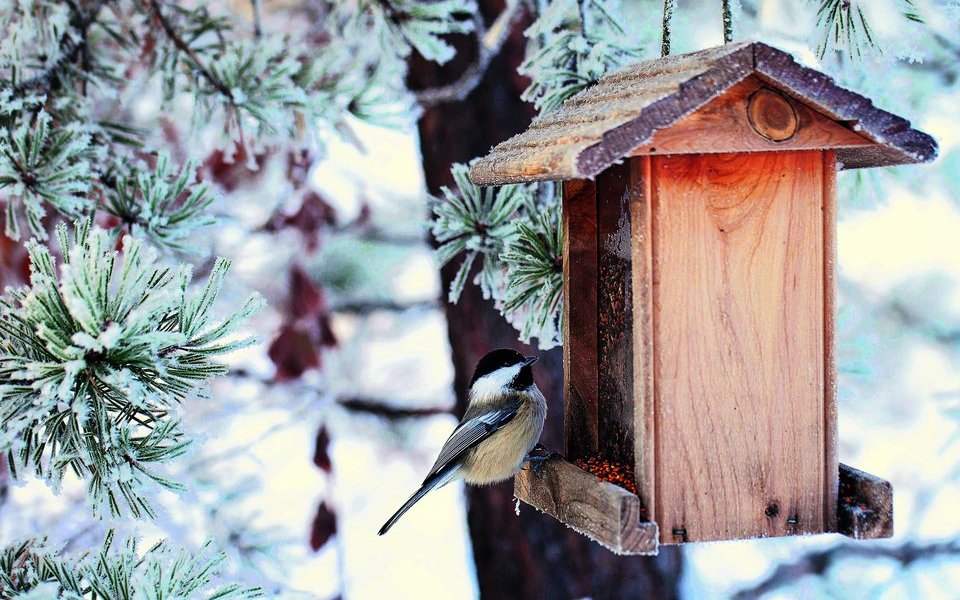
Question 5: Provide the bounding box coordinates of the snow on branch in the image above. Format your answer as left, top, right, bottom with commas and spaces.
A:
102, 153, 215, 254
0, 110, 97, 240
0, 220, 264, 518
520, 0, 640, 113
0, 532, 262, 598
429, 164, 563, 348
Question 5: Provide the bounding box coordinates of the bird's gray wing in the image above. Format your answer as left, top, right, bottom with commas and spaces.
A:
424, 396, 522, 482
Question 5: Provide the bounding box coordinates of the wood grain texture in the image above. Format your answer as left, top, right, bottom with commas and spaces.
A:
652, 151, 826, 544
629, 77, 871, 157
837, 463, 893, 540
747, 87, 798, 142
563, 179, 599, 461
596, 162, 636, 467
630, 156, 657, 518
823, 150, 839, 532
515, 449, 660, 555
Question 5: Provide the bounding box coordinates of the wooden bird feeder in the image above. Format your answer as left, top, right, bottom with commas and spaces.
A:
469, 42, 937, 554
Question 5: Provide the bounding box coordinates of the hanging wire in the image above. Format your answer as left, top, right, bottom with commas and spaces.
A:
721, 0, 734, 43
661, 0, 676, 56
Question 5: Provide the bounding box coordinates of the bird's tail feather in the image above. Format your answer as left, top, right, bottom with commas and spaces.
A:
378, 468, 456, 535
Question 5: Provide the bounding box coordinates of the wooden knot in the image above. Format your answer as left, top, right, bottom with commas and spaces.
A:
747, 88, 798, 142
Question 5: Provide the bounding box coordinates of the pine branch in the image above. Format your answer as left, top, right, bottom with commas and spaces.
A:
415, 5, 518, 107
499, 193, 563, 347
102, 153, 216, 254
360, 0, 478, 65
429, 163, 534, 303
809, 0, 923, 58
145, 0, 236, 102
0, 110, 97, 240
0, 533, 263, 599
0, 220, 264, 518
519, 0, 639, 113
8, 0, 108, 98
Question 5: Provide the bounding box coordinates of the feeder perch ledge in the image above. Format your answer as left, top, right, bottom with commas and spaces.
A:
517, 452, 894, 555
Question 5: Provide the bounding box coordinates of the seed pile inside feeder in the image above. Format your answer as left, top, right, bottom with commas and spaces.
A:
573, 454, 639, 495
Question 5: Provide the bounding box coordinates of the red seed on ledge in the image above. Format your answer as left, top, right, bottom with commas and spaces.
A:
573, 454, 639, 496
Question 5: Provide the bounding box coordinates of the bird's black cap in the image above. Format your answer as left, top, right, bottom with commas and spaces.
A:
469, 348, 538, 390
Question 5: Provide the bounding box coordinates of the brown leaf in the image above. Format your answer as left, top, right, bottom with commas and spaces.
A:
316, 311, 338, 348
310, 501, 338, 551
0, 232, 31, 289
201, 146, 266, 192
313, 426, 332, 472
355, 202, 372, 227
288, 265, 338, 348
140, 31, 157, 64
264, 191, 337, 252
267, 324, 321, 382
290, 265, 324, 320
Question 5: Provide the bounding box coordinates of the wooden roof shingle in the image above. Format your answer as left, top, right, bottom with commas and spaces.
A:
469, 42, 938, 186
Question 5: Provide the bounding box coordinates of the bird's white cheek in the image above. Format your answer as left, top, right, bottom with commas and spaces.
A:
470, 365, 521, 398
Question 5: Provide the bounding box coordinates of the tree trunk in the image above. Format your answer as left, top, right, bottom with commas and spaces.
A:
409, 5, 684, 598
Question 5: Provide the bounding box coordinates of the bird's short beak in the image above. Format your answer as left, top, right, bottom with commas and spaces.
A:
522, 355, 539, 367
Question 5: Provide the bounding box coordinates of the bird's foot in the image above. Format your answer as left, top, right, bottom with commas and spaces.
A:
524, 445, 561, 476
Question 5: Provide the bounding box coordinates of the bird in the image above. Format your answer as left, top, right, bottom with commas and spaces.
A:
378, 348, 547, 536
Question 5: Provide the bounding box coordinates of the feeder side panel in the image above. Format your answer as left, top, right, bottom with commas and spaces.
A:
563, 179, 600, 462
823, 150, 839, 532
631, 156, 658, 518
652, 150, 827, 544
596, 162, 637, 468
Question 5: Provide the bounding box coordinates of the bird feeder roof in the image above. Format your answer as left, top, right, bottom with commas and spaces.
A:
469, 42, 937, 186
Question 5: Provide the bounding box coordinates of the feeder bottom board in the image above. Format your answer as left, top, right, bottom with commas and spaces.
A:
514, 449, 892, 555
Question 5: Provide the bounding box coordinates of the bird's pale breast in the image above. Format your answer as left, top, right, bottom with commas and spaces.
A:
461, 388, 546, 485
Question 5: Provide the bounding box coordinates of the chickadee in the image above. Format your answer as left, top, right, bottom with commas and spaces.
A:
378, 349, 547, 535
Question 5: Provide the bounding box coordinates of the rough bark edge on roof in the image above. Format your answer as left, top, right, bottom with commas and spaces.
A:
752, 43, 937, 170
469, 42, 938, 186
574, 44, 755, 179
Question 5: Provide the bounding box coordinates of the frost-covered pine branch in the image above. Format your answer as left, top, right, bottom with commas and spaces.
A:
0, 219, 263, 518
430, 1, 638, 348
809, 0, 924, 58
102, 153, 214, 254
338, 0, 477, 65
520, 0, 640, 113
0, 0, 473, 239
429, 163, 564, 348
499, 194, 563, 347
0, 109, 98, 240
0, 532, 262, 599
430, 163, 533, 304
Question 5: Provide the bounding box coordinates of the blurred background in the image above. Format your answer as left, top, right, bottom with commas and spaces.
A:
1, 0, 959, 598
